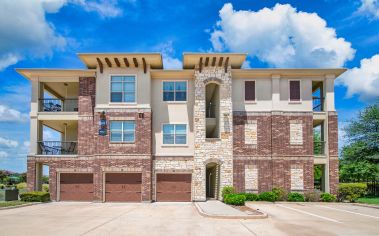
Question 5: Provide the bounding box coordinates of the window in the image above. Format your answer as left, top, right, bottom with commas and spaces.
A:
162, 124, 187, 145
289, 80, 301, 101
111, 76, 136, 103
163, 81, 187, 101
245, 81, 256, 101
110, 121, 135, 143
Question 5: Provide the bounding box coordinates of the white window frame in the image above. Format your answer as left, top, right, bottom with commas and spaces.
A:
162, 80, 188, 103
288, 79, 302, 104
244, 79, 257, 103
161, 123, 188, 146
109, 74, 137, 104
109, 120, 136, 143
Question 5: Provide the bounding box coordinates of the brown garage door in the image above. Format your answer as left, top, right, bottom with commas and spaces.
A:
60, 173, 94, 201
105, 173, 142, 202
156, 174, 191, 202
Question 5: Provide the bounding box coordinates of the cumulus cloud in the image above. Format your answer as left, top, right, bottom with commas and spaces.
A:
210, 3, 355, 68
0, 137, 18, 148
337, 54, 379, 102
358, 0, 379, 19
0, 105, 28, 122
154, 41, 182, 69
0, 151, 8, 158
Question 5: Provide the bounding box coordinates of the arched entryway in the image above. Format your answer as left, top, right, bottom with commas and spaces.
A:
206, 162, 220, 199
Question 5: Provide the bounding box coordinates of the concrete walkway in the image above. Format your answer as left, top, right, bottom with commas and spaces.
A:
194, 200, 267, 219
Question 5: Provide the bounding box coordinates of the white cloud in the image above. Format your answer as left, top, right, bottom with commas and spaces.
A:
358, 0, 379, 19
0, 151, 8, 158
0, 0, 67, 70
210, 3, 355, 68
0, 137, 18, 148
0, 105, 28, 122
73, 0, 123, 18
336, 54, 379, 102
153, 41, 182, 69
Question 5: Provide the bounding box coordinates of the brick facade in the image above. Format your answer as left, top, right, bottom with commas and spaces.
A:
328, 112, 339, 194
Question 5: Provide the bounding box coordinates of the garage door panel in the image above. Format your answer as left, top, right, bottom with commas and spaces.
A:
156, 174, 191, 202
60, 173, 94, 201
105, 192, 141, 202
105, 173, 142, 202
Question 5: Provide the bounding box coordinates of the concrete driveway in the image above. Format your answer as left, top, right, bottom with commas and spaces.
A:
0, 202, 378, 236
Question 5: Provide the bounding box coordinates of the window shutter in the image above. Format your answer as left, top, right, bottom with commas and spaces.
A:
245, 81, 255, 101
290, 81, 300, 101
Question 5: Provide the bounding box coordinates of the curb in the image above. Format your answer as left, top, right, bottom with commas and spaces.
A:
0, 202, 43, 210
352, 203, 379, 209
193, 202, 268, 219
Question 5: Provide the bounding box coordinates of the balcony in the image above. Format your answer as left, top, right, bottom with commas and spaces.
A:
38, 141, 77, 155
39, 98, 78, 112
313, 141, 326, 156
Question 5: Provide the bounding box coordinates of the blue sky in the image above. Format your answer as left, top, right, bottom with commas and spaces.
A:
0, 0, 378, 172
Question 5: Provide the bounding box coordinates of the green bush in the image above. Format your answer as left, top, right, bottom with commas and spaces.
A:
338, 183, 367, 202
0, 184, 4, 189
258, 191, 277, 202
287, 192, 305, 202
238, 193, 259, 201
272, 187, 288, 201
42, 184, 49, 192
304, 190, 321, 202
19, 191, 50, 202
221, 186, 235, 198
224, 194, 246, 206
320, 193, 337, 202
16, 182, 27, 190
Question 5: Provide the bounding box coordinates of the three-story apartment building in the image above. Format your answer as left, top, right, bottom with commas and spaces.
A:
17, 52, 343, 202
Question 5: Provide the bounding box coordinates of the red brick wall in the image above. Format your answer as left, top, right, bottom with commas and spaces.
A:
26, 159, 36, 191
329, 159, 339, 195
233, 112, 314, 193
328, 112, 339, 194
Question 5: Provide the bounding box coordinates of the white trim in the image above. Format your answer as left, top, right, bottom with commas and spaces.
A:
161, 123, 188, 146
103, 171, 143, 202
244, 79, 257, 103
288, 79, 302, 103
109, 74, 137, 104
109, 120, 136, 144
161, 80, 188, 103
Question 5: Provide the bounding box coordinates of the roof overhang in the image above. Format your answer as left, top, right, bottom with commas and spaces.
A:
182, 53, 247, 70
78, 53, 163, 73
16, 69, 96, 80
232, 68, 347, 78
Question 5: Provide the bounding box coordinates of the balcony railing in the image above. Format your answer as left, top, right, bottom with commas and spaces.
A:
38, 141, 77, 155
314, 141, 326, 156
206, 105, 216, 118
312, 97, 324, 112
39, 99, 78, 112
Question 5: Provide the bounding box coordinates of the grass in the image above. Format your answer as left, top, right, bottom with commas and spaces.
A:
0, 200, 28, 208
357, 197, 379, 205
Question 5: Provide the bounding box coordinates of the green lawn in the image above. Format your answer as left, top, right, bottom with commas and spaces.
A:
357, 197, 379, 205
0, 201, 28, 208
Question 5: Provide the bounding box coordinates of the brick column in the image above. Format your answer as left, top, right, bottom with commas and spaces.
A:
328, 112, 339, 194
26, 159, 36, 191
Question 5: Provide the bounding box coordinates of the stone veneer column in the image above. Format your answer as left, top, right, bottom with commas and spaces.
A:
193, 66, 233, 201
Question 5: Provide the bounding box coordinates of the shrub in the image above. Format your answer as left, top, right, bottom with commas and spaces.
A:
287, 192, 305, 202
42, 184, 49, 192
20, 191, 50, 202
338, 183, 367, 202
16, 182, 27, 190
258, 191, 277, 202
320, 193, 336, 202
0, 184, 4, 189
272, 187, 287, 201
304, 190, 321, 202
238, 193, 259, 201
224, 194, 246, 206
221, 186, 235, 198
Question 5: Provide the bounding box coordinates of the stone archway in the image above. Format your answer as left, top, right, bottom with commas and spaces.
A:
204, 159, 222, 200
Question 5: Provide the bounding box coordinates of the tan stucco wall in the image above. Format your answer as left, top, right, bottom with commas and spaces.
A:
151, 77, 194, 156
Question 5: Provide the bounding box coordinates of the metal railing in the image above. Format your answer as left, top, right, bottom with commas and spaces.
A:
39, 99, 78, 112
314, 141, 326, 156
206, 105, 216, 118
312, 97, 324, 112
38, 141, 77, 155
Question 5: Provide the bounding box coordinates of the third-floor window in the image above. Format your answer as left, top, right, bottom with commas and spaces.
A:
163, 81, 187, 102
111, 76, 136, 103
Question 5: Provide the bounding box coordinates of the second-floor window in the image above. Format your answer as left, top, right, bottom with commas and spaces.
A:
163, 81, 187, 102
245, 81, 256, 101
110, 121, 135, 143
162, 124, 187, 145
111, 76, 136, 103
289, 80, 301, 102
